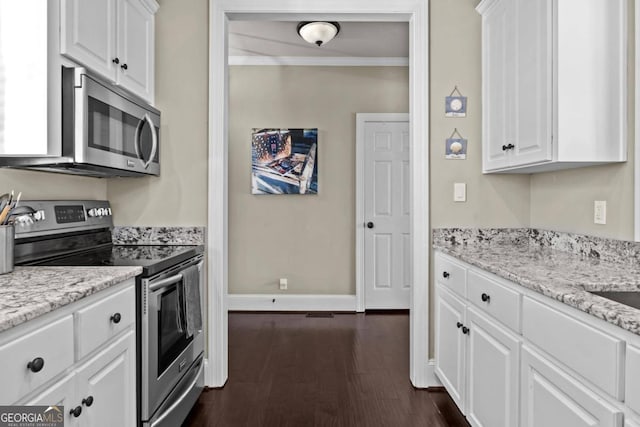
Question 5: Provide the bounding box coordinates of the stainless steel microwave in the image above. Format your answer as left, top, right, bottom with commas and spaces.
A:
0, 67, 160, 177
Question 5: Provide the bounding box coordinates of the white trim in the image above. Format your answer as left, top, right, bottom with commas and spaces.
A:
227, 294, 357, 312
635, 0, 640, 241
228, 56, 409, 67
425, 359, 443, 387
207, 0, 229, 388
355, 113, 410, 313
209, 0, 430, 389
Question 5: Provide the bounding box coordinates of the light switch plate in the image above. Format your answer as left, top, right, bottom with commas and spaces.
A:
594, 201, 606, 225
454, 183, 466, 202
279, 278, 288, 290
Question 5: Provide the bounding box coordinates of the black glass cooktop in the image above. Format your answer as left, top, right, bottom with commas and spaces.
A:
30, 244, 204, 277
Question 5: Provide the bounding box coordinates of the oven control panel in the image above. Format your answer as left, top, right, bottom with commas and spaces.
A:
14, 200, 113, 238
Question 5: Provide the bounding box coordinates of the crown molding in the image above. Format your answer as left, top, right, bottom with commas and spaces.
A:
228, 55, 409, 66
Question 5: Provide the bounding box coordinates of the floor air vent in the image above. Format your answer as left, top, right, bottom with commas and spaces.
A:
306, 312, 334, 318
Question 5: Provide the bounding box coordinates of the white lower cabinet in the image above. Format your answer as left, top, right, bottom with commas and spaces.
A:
466, 306, 520, 427
520, 345, 623, 427
3, 280, 137, 427
435, 281, 520, 427
75, 331, 136, 427
24, 374, 77, 427
434, 251, 636, 427
435, 284, 467, 411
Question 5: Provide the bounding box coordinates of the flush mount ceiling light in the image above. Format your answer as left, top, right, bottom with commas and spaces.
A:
296, 21, 341, 47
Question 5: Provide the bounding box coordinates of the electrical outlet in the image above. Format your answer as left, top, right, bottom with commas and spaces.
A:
594, 201, 607, 225
279, 278, 288, 290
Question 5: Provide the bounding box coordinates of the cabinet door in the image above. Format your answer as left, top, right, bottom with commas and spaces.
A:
435, 284, 467, 412
511, 0, 553, 167
61, 0, 118, 79
75, 330, 136, 427
466, 306, 520, 427
520, 345, 623, 427
22, 373, 78, 427
481, 0, 513, 172
117, 0, 155, 101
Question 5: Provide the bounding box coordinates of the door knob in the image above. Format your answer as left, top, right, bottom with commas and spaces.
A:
366, 222, 374, 229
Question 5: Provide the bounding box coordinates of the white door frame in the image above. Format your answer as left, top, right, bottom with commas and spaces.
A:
208, 0, 431, 388
355, 113, 410, 312
635, 0, 640, 242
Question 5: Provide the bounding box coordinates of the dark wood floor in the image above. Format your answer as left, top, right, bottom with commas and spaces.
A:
183, 312, 469, 427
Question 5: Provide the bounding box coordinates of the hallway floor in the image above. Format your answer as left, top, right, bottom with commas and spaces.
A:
184, 312, 469, 427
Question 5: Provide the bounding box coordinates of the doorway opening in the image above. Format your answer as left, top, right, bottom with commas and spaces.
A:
207, 0, 431, 389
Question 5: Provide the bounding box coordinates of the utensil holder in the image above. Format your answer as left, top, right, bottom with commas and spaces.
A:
0, 225, 14, 275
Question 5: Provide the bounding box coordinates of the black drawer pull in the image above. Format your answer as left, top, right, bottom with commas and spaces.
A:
82, 396, 94, 407
111, 313, 122, 324
27, 357, 44, 373
481, 293, 490, 303
442, 271, 450, 279
462, 326, 470, 335
70, 406, 82, 417
456, 322, 463, 328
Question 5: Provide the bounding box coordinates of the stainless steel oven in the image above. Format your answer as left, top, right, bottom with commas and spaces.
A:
141, 255, 205, 427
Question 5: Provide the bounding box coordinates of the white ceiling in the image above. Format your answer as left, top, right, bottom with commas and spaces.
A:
228, 21, 409, 58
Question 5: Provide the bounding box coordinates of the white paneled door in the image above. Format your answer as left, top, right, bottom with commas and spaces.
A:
363, 118, 410, 309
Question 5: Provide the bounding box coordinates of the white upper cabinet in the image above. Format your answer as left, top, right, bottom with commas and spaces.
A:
477, 0, 627, 173
61, 0, 157, 102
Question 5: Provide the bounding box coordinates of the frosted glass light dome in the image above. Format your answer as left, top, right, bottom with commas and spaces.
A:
296, 22, 340, 47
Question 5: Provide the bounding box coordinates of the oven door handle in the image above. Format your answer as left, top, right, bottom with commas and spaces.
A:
149, 273, 183, 292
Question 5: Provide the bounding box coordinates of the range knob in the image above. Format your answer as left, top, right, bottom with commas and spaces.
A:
33, 210, 46, 221
106, 208, 112, 216
87, 208, 97, 218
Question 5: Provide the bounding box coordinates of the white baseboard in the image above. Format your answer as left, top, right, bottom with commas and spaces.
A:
425, 359, 443, 388
227, 294, 357, 312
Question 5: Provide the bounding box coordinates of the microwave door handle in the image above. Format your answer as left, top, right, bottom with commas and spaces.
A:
149, 273, 183, 292
134, 114, 158, 169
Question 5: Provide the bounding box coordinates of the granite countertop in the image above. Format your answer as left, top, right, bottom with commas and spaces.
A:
0, 266, 142, 333
433, 228, 640, 336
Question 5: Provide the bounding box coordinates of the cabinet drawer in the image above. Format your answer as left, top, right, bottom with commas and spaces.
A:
468, 270, 521, 332
435, 253, 467, 297
522, 297, 624, 399
0, 315, 74, 403
75, 285, 135, 360
626, 344, 640, 415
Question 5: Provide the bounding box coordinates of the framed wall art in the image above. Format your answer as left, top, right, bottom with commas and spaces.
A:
251, 128, 318, 195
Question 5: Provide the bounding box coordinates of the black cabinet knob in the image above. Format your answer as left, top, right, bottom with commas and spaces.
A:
366, 222, 374, 229
502, 143, 515, 151
442, 271, 450, 279
502, 144, 508, 151
112, 57, 120, 64
70, 406, 82, 418
82, 396, 94, 407
111, 313, 122, 324
481, 293, 491, 303
27, 357, 44, 373
456, 322, 463, 328
462, 326, 470, 335
121, 63, 128, 70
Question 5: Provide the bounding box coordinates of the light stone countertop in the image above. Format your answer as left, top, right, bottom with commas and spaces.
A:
0, 266, 142, 333
433, 228, 640, 336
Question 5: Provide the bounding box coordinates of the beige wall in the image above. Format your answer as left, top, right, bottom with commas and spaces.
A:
429, 0, 531, 230
107, 0, 209, 226
529, 0, 635, 241
0, 169, 106, 200
228, 66, 409, 294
